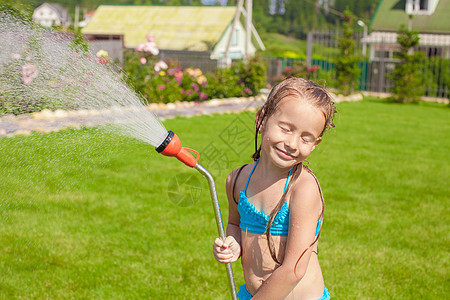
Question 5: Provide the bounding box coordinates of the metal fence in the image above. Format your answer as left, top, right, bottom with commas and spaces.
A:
131, 30, 449, 100
159, 50, 217, 74
265, 30, 449, 99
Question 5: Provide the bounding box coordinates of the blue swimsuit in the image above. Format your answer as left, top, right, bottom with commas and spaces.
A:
236, 159, 329, 300
237, 159, 321, 237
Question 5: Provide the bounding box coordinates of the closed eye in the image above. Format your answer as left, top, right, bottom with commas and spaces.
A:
301, 135, 315, 143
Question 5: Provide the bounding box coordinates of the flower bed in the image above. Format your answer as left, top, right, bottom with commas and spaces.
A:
123, 35, 268, 104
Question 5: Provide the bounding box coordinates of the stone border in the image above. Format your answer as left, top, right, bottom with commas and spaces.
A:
0, 95, 266, 138
0, 92, 365, 138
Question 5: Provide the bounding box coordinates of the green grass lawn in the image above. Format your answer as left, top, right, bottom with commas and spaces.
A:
259, 32, 339, 60
0, 100, 449, 299
259, 32, 308, 58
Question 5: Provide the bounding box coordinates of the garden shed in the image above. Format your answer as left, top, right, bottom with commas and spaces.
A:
81, 5, 259, 62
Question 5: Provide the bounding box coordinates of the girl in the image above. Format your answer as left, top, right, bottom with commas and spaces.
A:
213, 77, 335, 300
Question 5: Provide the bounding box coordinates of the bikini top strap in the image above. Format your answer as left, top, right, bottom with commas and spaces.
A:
244, 158, 295, 195
232, 164, 248, 204
283, 167, 294, 194
244, 158, 259, 194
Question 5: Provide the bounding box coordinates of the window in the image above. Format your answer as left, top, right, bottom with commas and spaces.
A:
413, 0, 428, 10
269, 0, 285, 15
406, 0, 438, 15
375, 50, 391, 59
418, 46, 443, 58
231, 29, 238, 46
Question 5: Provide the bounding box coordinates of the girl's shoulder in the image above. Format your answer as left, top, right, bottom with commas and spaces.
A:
225, 162, 255, 201
225, 162, 255, 187
289, 165, 323, 211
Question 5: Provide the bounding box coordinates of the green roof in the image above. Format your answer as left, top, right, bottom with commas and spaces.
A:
370, 0, 450, 33
82, 5, 236, 50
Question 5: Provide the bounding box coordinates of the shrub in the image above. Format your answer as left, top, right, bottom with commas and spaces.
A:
389, 25, 425, 103
235, 55, 267, 96
335, 10, 360, 95
124, 42, 268, 103
123, 50, 210, 104
204, 68, 243, 99
273, 61, 320, 83
205, 55, 267, 98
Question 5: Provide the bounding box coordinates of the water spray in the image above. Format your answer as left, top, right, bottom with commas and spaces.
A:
0, 12, 237, 299
156, 130, 238, 300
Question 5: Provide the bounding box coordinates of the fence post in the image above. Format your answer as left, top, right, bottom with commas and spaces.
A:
307, 31, 313, 68
378, 40, 386, 93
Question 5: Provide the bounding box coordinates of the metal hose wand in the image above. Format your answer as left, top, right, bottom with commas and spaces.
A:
156, 130, 238, 300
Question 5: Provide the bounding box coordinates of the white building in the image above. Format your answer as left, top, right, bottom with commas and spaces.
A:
33, 3, 71, 27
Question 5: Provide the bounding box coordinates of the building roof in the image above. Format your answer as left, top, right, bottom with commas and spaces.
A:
82, 5, 236, 50
370, 0, 450, 33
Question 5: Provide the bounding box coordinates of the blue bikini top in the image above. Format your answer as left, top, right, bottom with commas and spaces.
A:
237, 159, 322, 237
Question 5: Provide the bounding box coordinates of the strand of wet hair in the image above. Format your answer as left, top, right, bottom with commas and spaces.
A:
265, 163, 302, 265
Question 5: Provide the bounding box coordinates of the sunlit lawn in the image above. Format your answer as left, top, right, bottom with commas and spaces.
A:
0, 99, 448, 299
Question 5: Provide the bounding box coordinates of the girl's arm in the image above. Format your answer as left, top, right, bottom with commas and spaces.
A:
212, 168, 242, 263
252, 172, 322, 300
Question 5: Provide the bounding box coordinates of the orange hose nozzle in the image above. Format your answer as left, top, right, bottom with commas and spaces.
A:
155, 131, 199, 168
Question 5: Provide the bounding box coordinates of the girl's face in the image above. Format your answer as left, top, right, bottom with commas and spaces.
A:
260, 96, 326, 169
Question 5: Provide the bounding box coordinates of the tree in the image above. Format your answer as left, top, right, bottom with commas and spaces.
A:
335, 10, 360, 95
389, 25, 425, 103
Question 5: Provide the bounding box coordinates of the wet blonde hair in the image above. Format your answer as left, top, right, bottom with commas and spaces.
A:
253, 77, 336, 265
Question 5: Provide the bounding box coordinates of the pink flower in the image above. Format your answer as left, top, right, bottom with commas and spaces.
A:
191, 83, 199, 92
22, 77, 34, 84
244, 87, 251, 94
140, 57, 147, 64
181, 89, 185, 94
154, 60, 168, 72
157, 84, 165, 90
21, 64, 38, 84
285, 66, 292, 72
97, 57, 109, 65
199, 92, 208, 100
136, 44, 145, 51
137, 40, 159, 55
167, 68, 176, 76
266, 83, 271, 89
146, 34, 155, 42
175, 77, 182, 85
307, 65, 320, 72
143, 42, 159, 55
186, 90, 193, 96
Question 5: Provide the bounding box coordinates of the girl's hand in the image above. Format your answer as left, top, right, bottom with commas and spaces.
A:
212, 236, 241, 263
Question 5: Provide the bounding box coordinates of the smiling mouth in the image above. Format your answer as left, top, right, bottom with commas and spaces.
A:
275, 147, 295, 159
